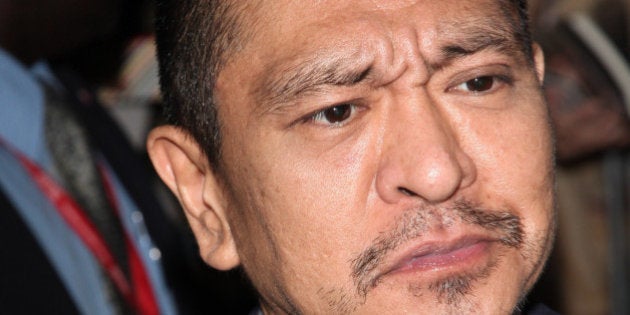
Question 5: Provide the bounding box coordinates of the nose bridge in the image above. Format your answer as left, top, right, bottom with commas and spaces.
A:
376, 90, 476, 204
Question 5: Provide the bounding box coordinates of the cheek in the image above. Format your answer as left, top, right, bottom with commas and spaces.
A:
218, 128, 384, 312
453, 97, 555, 286
221, 123, 379, 282
461, 95, 555, 240
501, 110, 553, 202
266, 139, 371, 256
459, 92, 553, 194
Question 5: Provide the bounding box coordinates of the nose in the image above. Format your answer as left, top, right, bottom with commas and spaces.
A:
375, 94, 477, 204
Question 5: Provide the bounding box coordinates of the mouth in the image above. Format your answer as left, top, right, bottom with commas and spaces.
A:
351, 199, 524, 297
372, 234, 498, 287
389, 236, 493, 273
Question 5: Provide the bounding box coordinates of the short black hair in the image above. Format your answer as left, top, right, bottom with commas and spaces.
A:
155, 0, 244, 167
154, 0, 531, 167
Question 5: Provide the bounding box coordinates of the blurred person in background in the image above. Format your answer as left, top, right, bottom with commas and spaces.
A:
0, 0, 256, 314
0, 0, 175, 313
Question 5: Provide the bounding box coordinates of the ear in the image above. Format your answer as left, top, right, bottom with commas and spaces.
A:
146, 126, 240, 270
532, 42, 546, 84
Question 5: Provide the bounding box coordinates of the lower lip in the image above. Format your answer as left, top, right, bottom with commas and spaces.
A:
393, 241, 490, 274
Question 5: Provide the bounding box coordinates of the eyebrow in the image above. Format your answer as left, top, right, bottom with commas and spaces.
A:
431, 25, 521, 71
255, 55, 373, 110
255, 21, 521, 111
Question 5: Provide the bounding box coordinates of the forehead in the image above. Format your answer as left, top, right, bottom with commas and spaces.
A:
237, 0, 509, 53
242, 0, 508, 31
233, 0, 511, 50
216, 0, 516, 104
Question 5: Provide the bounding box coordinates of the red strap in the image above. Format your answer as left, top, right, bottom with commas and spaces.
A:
1, 139, 159, 314
100, 165, 159, 315
129, 239, 160, 315
20, 156, 134, 300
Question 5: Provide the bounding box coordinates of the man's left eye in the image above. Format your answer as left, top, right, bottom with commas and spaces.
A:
310, 104, 356, 125
453, 76, 502, 93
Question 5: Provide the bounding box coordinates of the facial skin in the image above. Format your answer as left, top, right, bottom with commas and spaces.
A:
148, 0, 555, 314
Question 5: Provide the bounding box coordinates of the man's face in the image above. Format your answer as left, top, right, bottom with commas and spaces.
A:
214, 0, 554, 313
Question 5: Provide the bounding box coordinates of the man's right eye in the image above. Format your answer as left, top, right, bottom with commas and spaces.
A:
310, 104, 356, 126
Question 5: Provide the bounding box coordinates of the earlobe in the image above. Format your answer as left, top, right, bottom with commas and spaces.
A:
146, 126, 240, 270
532, 43, 546, 84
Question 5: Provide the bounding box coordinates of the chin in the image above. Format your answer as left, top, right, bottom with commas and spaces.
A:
357, 278, 526, 315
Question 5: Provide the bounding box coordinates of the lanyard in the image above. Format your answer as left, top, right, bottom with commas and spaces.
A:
1, 139, 159, 315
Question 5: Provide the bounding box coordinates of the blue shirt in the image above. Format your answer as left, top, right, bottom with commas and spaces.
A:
0, 48, 177, 315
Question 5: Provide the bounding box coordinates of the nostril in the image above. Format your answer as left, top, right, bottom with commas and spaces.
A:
398, 187, 417, 197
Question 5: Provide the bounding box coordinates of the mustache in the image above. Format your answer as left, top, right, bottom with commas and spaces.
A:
350, 198, 523, 297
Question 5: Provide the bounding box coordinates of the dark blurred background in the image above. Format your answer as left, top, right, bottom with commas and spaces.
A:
528, 1, 630, 314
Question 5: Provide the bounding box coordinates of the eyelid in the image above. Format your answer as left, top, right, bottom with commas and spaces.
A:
293, 102, 363, 128
445, 62, 515, 95
447, 74, 514, 94
310, 103, 357, 126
